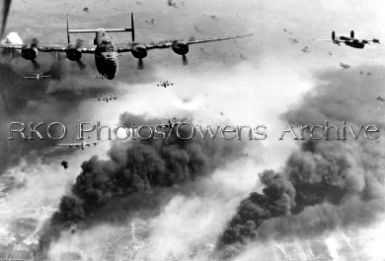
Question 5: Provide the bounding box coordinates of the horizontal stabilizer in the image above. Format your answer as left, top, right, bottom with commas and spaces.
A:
66, 13, 135, 43
68, 28, 133, 34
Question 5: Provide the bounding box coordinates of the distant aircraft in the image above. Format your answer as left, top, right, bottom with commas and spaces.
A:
340, 63, 351, 69
377, 96, 385, 102
23, 72, 51, 80
210, 15, 219, 21
57, 140, 98, 150
0, 13, 252, 80
289, 38, 298, 44
330, 30, 380, 49
301, 46, 310, 53
97, 96, 117, 102
167, 0, 179, 8
283, 28, 293, 35
157, 80, 174, 88
145, 19, 155, 26
162, 118, 177, 129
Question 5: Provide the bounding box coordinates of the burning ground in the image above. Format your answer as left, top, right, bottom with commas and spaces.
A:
217, 67, 385, 259
37, 113, 246, 259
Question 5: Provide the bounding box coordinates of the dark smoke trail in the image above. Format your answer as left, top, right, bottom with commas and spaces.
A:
217, 66, 385, 258
1, 0, 12, 39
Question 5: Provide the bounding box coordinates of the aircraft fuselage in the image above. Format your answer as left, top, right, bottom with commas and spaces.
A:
344, 40, 365, 49
94, 29, 119, 80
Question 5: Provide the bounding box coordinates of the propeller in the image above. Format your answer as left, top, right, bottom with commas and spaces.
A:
182, 55, 188, 66
76, 60, 86, 70
28, 38, 40, 69
137, 58, 144, 70
75, 38, 86, 70
31, 59, 40, 70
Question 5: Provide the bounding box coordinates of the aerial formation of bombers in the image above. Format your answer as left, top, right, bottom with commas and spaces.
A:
0, 11, 383, 153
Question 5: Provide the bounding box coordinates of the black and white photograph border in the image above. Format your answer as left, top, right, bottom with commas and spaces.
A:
1, 0, 385, 261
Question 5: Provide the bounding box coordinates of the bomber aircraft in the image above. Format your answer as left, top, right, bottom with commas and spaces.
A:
157, 80, 174, 88
96, 96, 117, 103
0, 13, 252, 80
57, 140, 98, 150
23, 72, 51, 80
330, 30, 380, 49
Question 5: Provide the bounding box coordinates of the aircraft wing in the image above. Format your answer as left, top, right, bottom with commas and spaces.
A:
38, 46, 96, 53
117, 33, 253, 52
57, 143, 82, 146
0, 43, 96, 53
0, 43, 23, 50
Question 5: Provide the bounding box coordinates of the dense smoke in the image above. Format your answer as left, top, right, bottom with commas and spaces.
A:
0, 57, 120, 174
38, 113, 245, 256
218, 67, 385, 258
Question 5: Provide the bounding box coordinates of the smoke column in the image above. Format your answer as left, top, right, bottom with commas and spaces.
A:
218, 66, 385, 259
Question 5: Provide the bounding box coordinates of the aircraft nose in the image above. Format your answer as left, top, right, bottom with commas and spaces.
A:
102, 52, 117, 60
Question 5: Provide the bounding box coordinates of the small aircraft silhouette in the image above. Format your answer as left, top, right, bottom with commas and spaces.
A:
96, 96, 117, 103
57, 140, 98, 150
157, 80, 174, 88
288, 38, 298, 44
301, 46, 310, 53
339, 63, 351, 69
377, 96, 385, 102
329, 30, 380, 49
161, 117, 177, 129
168, 0, 179, 8
23, 72, 51, 80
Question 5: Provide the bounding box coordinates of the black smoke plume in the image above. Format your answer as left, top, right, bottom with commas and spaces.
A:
218, 66, 385, 258
38, 113, 245, 256
0, 56, 118, 174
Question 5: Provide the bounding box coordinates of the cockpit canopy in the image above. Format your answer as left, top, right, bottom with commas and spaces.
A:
99, 41, 116, 52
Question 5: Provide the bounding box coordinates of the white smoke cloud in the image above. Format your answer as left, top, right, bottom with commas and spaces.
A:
1, 31, 23, 44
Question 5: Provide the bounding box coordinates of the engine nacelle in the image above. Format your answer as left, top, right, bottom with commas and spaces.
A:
66, 48, 82, 61
171, 41, 189, 55
21, 46, 38, 60
131, 44, 147, 59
